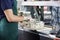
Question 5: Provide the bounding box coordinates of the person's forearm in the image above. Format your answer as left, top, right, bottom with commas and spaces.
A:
4, 9, 24, 22
9, 15, 24, 22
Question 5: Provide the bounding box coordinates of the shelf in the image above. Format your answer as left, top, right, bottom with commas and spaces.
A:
44, 11, 51, 14
21, 1, 60, 7
18, 11, 31, 14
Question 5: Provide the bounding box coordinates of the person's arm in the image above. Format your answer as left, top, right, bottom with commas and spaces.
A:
4, 9, 24, 22
1, 0, 24, 22
54, 38, 60, 40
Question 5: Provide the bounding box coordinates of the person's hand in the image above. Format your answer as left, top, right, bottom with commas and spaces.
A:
19, 16, 24, 22
54, 38, 60, 40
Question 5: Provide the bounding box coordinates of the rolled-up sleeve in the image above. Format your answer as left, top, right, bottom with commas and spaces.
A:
1, 0, 13, 11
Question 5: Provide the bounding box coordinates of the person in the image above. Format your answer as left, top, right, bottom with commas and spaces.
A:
50, 6, 60, 40
0, 0, 24, 40
54, 38, 60, 40
50, 7, 60, 34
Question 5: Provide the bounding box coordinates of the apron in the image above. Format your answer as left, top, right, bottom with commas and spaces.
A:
0, 0, 18, 40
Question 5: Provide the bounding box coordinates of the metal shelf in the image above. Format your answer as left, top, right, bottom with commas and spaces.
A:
21, 1, 60, 7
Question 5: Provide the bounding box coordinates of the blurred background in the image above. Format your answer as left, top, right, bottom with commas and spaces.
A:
16, 0, 60, 40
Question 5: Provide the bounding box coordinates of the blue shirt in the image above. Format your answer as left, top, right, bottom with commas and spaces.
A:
0, 0, 14, 20
51, 7, 60, 27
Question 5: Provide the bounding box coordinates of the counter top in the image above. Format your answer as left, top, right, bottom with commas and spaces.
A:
18, 28, 56, 39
